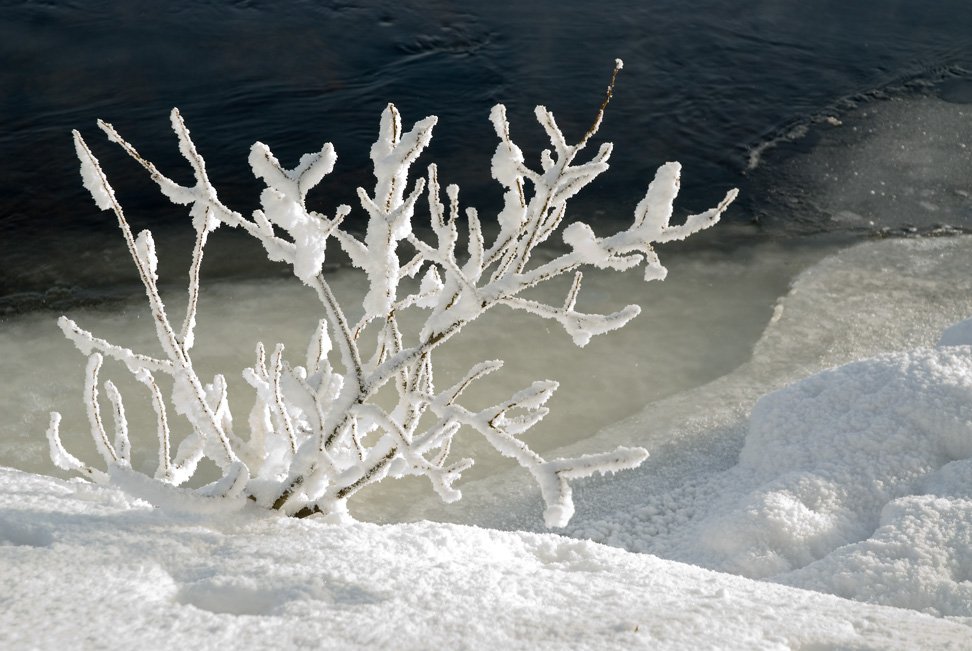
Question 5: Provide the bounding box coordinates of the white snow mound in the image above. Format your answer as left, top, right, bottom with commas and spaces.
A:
0, 466, 969, 650
709, 346, 972, 611
575, 338, 972, 619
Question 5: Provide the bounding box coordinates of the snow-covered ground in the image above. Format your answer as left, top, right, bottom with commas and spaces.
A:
4, 235, 972, 649
1, 465, 969, 650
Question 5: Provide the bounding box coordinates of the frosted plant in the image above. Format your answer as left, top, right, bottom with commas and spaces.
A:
47, 60, 737, 527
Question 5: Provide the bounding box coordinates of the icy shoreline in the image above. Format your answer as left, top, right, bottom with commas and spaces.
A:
4, 236, 972, 647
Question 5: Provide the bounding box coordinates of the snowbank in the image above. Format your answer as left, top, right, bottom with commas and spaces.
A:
688, 346, 972, 616
0, 466, 968, 650
550, 258, 972, 620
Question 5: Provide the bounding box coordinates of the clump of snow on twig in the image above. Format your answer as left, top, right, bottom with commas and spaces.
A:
48, 61, 736, 526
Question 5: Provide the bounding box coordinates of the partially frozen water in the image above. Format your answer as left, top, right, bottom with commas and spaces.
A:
749, 94, 972, 234
0, 233, 829, 482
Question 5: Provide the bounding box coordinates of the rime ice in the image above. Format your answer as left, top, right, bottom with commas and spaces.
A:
49, 62, 734, 526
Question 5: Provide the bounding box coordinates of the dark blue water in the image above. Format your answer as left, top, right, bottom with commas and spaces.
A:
3, 0, 972, 311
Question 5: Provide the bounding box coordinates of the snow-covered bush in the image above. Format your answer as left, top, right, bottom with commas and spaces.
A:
47, 61, 736, 526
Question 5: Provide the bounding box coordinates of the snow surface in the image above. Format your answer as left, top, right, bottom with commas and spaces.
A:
4, 236, 972, 648
1, 466, 970, 650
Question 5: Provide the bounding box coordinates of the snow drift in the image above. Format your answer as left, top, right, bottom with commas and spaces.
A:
0, 465, 969, 650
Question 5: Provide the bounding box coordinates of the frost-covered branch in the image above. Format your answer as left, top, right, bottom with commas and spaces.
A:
49, 61, 736, 526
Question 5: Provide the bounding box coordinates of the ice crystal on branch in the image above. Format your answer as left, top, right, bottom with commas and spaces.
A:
48, 61, 737, 527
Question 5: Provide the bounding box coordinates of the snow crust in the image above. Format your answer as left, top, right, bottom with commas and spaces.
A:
1, 465, 968, 650
664, 346, 972, 616
939, 317, 972, 347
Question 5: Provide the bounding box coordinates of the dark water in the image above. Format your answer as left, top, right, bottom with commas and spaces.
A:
3, 0, 972, 310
